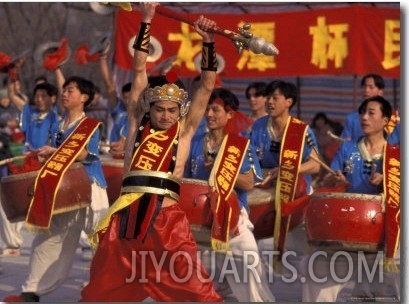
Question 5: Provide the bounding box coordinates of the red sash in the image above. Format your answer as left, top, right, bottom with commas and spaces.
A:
90, 121, 180, 246
274, 117, 308, 266
26, 117, 100, 229
383, 143, 400, 271
127, 121, 179, 240
209, 134, 248, 252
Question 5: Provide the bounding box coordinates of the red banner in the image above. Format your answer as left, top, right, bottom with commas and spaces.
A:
114, 5, 400, 78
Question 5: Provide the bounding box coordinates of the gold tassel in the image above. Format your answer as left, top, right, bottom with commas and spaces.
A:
306, 242, 313, 255
273, 257, 283, 275
383, 257, 399, 273
211, 238, 229, 253
24, 222, 51, 236
102, 2, 133, 12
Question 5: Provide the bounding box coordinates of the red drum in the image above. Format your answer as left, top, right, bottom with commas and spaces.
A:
250, 168, 307, 239
305, 192, 385, 252
179, 178, 306, 244
179, 178, 214, 244
101, 156, 124, 205
0, 162, 91, 223
248, 187, 306, 239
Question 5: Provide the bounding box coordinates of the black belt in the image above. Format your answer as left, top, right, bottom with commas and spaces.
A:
121, 174, 180, 201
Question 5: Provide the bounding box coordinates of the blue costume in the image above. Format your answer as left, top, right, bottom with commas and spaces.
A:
20, 103, 59, 153
250, 115, 319, 193
341, 110, 361, 142
330, 139, 384, 194
191, 117, 207, 142
109, 98, 127, 143
185, 134, 262, 210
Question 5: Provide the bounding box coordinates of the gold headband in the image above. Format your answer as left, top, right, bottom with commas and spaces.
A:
145, 83, 188, 106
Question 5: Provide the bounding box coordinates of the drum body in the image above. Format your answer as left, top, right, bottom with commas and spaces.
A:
248, 187, 306, 239
179, 178, 214, 244
179, 178, 306, 243
1, 162, 91, 223
101, 156, 124, 205
305, 192, 384, 252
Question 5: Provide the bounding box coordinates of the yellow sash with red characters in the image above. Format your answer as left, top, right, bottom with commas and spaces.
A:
274, 117, 308, 267
209, 134, 248, 253
383, 143, 400, 272
90, 121, 180, 247
26, 117, 100, 229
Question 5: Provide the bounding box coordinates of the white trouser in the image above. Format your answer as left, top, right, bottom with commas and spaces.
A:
0, 198, 24, 249
22, 208, 86, 295
22, 183, 109, 296
212, 207, 276, 302
79, 183, 109, 248
301, 248, 387, 302
257, 221, 310, 275
349, 245, 400, 300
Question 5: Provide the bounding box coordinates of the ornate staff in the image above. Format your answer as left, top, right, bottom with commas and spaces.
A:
104, 2, 279, 56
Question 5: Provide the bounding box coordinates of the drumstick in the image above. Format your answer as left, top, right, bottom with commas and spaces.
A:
370, 163, 377, 179
0, 155, 27, 166
99, 143, 111, 148
309, 154, 337, 176
327, 130, 346, 142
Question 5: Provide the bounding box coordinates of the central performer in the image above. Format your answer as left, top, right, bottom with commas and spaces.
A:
81, 3, 223, 302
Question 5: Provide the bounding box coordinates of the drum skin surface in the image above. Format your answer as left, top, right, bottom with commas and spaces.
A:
305, 192, 385, 252
101, 156, 124, 205
0, 162, 91, 223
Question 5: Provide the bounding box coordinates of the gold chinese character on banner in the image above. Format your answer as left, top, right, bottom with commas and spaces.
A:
169, 23, 202, 71
382, 20, 400, 69
309, 16, 349, 69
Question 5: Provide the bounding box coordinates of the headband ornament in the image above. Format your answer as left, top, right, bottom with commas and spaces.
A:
145, 71, 188, 106
145, 83, 188, 106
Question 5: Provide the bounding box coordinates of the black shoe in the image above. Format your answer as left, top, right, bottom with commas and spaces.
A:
21, 292, 40, 302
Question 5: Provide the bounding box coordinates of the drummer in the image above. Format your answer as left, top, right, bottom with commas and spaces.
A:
301, 95, 400, 301
184, 88, 276, 302
4, 76, 109, 302
250, 80, 320, 270
0, 82, 60, 260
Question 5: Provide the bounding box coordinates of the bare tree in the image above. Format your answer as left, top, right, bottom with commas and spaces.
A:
0, 2, 114, 97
